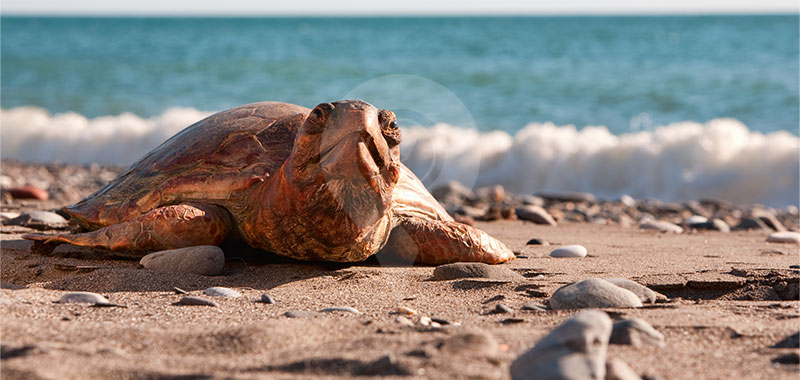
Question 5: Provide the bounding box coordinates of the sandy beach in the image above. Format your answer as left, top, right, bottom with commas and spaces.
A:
1, 160, 798, 379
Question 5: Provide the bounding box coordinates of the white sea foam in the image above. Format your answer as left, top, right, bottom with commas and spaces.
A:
2, 106, 798, 206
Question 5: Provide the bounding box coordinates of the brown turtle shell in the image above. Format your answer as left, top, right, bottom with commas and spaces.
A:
66, 101, 310, 229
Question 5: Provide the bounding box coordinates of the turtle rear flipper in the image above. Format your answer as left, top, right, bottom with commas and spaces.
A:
24, 203, 231, 254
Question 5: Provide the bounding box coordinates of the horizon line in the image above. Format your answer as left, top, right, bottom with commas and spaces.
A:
1, 10, 797, 17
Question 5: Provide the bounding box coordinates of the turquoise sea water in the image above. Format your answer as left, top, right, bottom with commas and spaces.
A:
1, 15, 798, 135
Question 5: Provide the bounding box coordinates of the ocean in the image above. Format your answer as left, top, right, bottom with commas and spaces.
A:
1, 16, 798, 206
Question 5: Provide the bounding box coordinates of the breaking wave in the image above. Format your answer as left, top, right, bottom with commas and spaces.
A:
2, 106, 798, 206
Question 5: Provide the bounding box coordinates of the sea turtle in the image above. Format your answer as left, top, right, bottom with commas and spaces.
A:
24, 100, 514, 265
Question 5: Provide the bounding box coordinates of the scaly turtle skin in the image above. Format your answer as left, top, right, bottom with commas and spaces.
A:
24, 100, 514, 265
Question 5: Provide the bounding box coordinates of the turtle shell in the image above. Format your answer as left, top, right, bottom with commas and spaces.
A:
66, 101, 310, 229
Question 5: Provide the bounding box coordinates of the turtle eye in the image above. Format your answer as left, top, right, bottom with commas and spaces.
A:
307, 102, 334, 133
389, 121, 397, 130
378, 110, 401, 148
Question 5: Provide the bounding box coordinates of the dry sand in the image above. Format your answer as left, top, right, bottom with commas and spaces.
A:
1, 216, 798, 379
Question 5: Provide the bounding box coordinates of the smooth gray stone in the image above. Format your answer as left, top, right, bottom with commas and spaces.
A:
605, 359, 642, 380
431, 181, 474, 207
602, 278, 661, 304
7, 211, 68, 230
549, 279, 643, 310
433, 263, 524, 281
772, 332, 799, 348
510, 310, 612, 380
639, 220, 683, 233
202, 286, 241, 298
260, 294, 275, 304
750, 209, 786, 232
284, 310, 322, 318
733, 217, 770, 231
319, 306, 361, 314
610, 318, 665, 348
56, 292, 110, 305
177, 296, 218, 307
438, 330, 499, 356
550, 245, 588, 258
521, 302, 548, 312
516, 205, 557, 226
767, 232, 800, 244
139, 245, 225, 276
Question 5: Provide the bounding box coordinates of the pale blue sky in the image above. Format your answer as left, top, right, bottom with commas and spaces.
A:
2, 0, 797, 15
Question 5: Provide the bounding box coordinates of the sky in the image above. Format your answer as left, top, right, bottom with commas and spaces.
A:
2, 0, 797, 16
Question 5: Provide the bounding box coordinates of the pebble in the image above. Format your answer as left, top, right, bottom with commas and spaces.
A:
549, 245, 588, 258
431, 181, 475, 208
525, 238, 549, 246
684, 215, 708, 225
139, 245, 225, 276
432, 263, 524, 281
0, 212, 21, 222
395, 316, 415, 327
284, 310, 322, 318
639, 219, 683, 233
766, 231, 800, 244
438, 330, 499, 356
610, 318, 665, 347
619, 194, 636, 208
419, 316, 441, 328
394, 306, 417, 316
56, 292, 111, 305
7, 186, 49, 200
689, 219, 730, 233
602, 278, 661, 304
510, 310, 612, 380
7, 211, 68, 230
320, 306, 361, 314
750, 209, 786, 232
515, 206, 557, 226
431, 317, 452, 325
520, 302, 547, 312
493, 304, 512, 314
549, 279, 643, 310
606, 359, 643, 380
260, 294, 275, 304
177, 296, 218, 307
202, 286, 241, 298
172, 287, 187, 294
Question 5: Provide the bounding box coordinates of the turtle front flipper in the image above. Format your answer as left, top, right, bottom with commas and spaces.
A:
23, 203, 231, 254
381, 217, 515, 265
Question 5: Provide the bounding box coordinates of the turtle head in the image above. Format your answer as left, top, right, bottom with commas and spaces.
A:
287, 99, 401, 228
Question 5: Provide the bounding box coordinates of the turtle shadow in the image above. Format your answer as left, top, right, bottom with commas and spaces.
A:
0, 238, 422, 294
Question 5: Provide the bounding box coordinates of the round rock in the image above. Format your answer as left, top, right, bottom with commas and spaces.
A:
510, 310, 612, 380
57, 292, 110, 305
610, 318, 665, 347
549, 279, 643, 310
139, 245, 225, 276
319, 306, 361, 314
202, 286, 241, 298
639, 220, 683, 233
549, 245, 587, 258
7, 211, 68, 230
177, 296, 219, 307
515, 206, 557, 226
602, 278, 661, 304
767, 232, 800, 244
433, 263, 524, 281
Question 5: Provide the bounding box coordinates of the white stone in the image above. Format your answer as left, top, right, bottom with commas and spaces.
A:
766, 231, 800, 244
202, 286, 241, 298
610, 318, 665, 348
603, 278, 661, 304
549, 245, 588, 258
684, 215, 708, 225
515, 205, 557, 226
639, 220, 683, 233
510, 310, 612, 380
549, 279, 643, 310
57, 292, 110, 305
